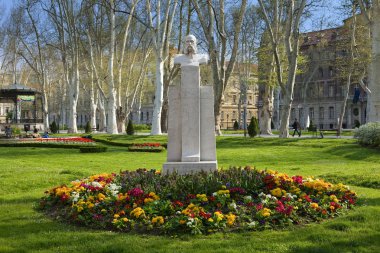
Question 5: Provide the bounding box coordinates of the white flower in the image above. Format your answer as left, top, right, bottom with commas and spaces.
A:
91, 181, 102, 188
229, 202, 237, 210
212, 192, 217, 197
71, 191, 80, 202
244, 195, 252, 201
247, 221, 257, 228
107, 183, 121, 197
258, 192, 266, 198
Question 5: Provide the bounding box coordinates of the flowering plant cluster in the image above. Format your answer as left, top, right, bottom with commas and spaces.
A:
20, 137, 95, 144
128, 143, 165, 152
39, 167, 357, 235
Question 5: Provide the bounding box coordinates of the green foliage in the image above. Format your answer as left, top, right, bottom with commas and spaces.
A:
308, 121, 317, 132
11, 126, 21, 136
354, 122, 380, 147
1, 136, 380, 252
354, 120, 361, 128
133, 124, 151, 131
248, 117, 259, 137
79, 146, 107, 153
50, 121, 58, 134
85, 121, 92, 134
126, 120, 135, 135
233, 120, 239, 130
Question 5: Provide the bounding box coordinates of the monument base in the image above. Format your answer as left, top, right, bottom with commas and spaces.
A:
162, 161, 218, 175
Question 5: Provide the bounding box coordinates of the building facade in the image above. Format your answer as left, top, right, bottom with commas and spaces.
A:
276, 26, 368, 130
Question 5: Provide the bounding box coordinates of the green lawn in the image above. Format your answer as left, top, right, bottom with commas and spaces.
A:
0, 136, 379, 253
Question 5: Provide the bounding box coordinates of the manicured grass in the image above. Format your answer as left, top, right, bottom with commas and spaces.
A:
0, 136, 379, 253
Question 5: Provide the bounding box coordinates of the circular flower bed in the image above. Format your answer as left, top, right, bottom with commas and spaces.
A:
39, 167, 357, 235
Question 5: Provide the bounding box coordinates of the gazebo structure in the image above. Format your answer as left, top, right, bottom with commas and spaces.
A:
0, 83, 43, 132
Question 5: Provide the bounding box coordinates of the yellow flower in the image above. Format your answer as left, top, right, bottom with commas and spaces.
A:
214, 211, 224, 222
87, 203, 94, 209
270, 187, 284, 198
152, 216, 164, 225
112, 219, 118, 223
144, 198, 154, 204
330, 206, 335, 210
196, 194, 208, 202
114, 214, 120, 218
225, 213, 236, 226
179, 220, 186, 225
310, 203, 319, 209
98, 193, 106, 201
208, 218, 214, 223
122, 218, 128, 222
260, 208, 271, 217
148, 192, 160, 200
130, 207, 145, 218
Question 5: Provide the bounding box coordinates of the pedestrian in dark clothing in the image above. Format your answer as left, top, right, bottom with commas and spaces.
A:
292, 118, 301, 137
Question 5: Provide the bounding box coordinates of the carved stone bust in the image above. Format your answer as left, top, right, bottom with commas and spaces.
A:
174, 34, 208, 67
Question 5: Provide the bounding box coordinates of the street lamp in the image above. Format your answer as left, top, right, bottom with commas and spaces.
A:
243, 100, 247, 137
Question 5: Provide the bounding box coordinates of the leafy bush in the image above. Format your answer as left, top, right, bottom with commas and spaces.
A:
248, 117, 259, 137
79, 146, 107, 153
354, 122, 380, 147
39, 167, 357, 235
354, 120, 361, 128
233, 120, 239, 130
133, 124, 151, 131
50, 121, 58, 134
126, 120, 135, 135
85, 121, 92, 134
11, 126, 21, 136
308, 121, 317, 132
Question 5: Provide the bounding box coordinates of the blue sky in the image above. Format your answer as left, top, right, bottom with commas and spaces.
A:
0, 0, 346, 32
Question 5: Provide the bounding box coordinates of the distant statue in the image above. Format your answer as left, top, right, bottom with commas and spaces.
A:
174, 34, 208, 67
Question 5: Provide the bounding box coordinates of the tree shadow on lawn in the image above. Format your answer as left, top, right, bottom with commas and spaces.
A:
325, 144, 380, 161
216, 137, 302, 149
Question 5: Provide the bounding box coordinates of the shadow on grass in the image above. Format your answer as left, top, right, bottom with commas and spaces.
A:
325, 143, 380, 161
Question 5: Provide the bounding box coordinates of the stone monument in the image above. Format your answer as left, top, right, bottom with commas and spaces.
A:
162, 35, 218, 175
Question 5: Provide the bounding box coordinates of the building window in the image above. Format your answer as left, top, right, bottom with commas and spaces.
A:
146, 112, 149, 121
309, 107, 314, 119
221, 111, 224, 119
353, 108, 359, 116
249, 96, 252, 105
291, 108, 295, 120
319, 67, 324, 78
329, 107, 334, 119
140, 112, 144, 121
232, 111, 236, 120
329, 66, 334, 77
233, 95, 237, 104
319, 107, 324, 119
299, 108, 303, 121
329, 85, 334, 97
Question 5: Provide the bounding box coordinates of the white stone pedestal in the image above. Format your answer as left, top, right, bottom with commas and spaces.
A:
163, 66, 217, 175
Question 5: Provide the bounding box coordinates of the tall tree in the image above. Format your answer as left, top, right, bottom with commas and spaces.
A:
191, 0, 247, 135
358, 0, 380, 122
145, 0, 178, 135
258, 0, 306, 138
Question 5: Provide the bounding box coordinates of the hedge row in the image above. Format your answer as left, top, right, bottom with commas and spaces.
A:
79, 146, 108, 153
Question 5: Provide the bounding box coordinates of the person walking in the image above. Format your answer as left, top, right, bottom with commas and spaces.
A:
292, 118, 301, 137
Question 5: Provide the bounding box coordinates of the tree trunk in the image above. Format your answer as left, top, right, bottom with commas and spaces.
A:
107, 3, 118, 134
151, 58, 164, 135
367, 3, 380, 122
260, 85, 274, 134
338, 73, 352, 136
98, 95, 106, 132
279, 94, 292, 138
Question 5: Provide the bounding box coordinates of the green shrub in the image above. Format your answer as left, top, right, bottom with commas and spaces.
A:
50, 121, 58, 134
133, 124, 151, 131
248, 117, 259, 137
354, 120, 361, 128
233, 120, 239, 130
308, 121, 317, 132
126, 120, 135, 135
11, 126, 21, 136
85, 121, 92, 133
79, 146, 107, 153
354, 122, 380, 147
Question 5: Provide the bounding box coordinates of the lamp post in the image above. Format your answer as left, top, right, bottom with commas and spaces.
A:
243, 100, 247, 137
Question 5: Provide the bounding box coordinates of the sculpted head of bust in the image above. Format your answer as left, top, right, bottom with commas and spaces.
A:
184, 34, 197, 56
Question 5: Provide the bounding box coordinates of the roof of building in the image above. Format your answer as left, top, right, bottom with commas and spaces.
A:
300, 27, 341, 47
0, 83, 40, 97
